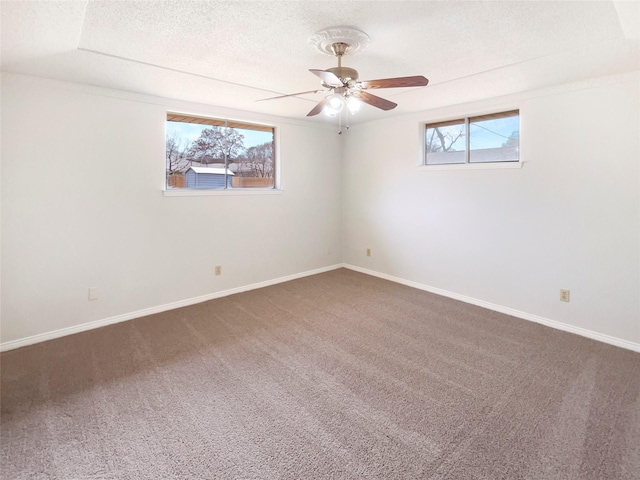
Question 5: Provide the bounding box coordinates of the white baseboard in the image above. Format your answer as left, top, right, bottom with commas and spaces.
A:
0, 264, 343, 352
342, 264, 640, 353
4, 263, 638, 354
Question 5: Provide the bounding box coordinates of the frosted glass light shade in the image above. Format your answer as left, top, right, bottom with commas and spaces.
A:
346, 96, 361, 114
323, 94, 344, 116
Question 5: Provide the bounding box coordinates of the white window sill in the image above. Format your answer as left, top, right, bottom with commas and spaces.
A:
417, 162, 523, 171
163, 188, 283, 197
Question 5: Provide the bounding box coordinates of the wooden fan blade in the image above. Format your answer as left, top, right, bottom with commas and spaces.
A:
257, 90, 323, 102
359, 76, 429, 89
309, 69, 342, 86
352, 91, 397, 111
307, 96, 330, 117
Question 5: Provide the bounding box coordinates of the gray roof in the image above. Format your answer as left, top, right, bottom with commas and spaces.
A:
188, 166, 235, 176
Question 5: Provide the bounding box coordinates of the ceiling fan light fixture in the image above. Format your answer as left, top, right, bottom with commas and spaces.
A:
323, 107, 339, 117
346, 96, 361, 114
323, 94, 344, 116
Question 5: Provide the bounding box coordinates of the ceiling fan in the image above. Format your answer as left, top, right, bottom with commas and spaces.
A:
260, 38, 429, 118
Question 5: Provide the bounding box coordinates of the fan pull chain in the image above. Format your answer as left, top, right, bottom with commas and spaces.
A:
338, 105, 351, 135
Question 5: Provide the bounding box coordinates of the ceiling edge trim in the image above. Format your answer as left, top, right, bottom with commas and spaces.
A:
0, 71, 337, 131
75, 47, 307, 102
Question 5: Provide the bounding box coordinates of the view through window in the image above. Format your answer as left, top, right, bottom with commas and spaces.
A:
425, 110, 519, 165
166, 114, 276, 189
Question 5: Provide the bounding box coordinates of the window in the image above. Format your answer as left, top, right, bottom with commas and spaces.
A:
425, 110, 519, 166
166, 113, 276, 190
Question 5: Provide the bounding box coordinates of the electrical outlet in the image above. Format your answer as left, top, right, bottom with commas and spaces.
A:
560, 289, 570, 302
366, 248, 371, 257
215, 265, 222, 276
88, 287, 99, 301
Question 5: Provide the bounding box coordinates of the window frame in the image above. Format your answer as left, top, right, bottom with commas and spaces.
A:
420, 109, 522, 171
164, 112, 281, 196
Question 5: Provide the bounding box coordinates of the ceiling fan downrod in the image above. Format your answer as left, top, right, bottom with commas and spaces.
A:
327, 42, 359, 84
331, 42, 349, 66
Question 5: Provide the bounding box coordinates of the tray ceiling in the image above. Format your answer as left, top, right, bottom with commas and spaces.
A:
2, 1, 638, 124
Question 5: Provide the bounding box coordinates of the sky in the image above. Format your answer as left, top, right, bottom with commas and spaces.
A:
169, 115, 518, 153
166, 121, 273, 149
470, 116, 519, 149
427, 116, 519, 151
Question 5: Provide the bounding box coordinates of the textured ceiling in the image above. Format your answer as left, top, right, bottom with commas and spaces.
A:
2, 1, 639, 125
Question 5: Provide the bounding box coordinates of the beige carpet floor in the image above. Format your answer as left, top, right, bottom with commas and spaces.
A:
1, 268, 639, 479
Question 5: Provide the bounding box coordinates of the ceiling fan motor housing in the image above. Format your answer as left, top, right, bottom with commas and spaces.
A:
327, 66, 359, 83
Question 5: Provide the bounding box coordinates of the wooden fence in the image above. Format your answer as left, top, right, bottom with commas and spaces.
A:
231, 177, 274, 188
168, 174, 273, 189
167, 174, 186, 188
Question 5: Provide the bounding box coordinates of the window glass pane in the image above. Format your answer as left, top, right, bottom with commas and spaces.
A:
425, 120, 466, 165
469, 111, 519, 163
166, 115, 275, 189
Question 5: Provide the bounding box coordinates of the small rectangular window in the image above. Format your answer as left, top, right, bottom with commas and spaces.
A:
166, 113, 276, 190
425, 110, 519, 165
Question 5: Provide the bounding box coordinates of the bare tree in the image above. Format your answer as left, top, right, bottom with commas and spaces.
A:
240, 142, 274, 178
502, 131, 519, 148
188, 126, 245, 164
426, 126, 465, 152
166, 131, 190, 173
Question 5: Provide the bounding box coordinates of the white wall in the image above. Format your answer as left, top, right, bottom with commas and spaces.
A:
342, 73, 640, 346
3, 72, 639, 350
1, 74, 342, 345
